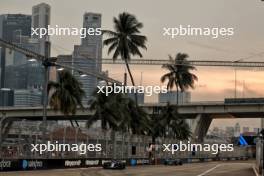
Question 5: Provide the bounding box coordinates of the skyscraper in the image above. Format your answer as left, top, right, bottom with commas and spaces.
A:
0, 3, 51, 106
32, 3, 55, 83
32, 3, 51, 55
72, 12, 103, 103
81, 12, 102, 72
0, 14, 31, 88
5, 61, 44, 90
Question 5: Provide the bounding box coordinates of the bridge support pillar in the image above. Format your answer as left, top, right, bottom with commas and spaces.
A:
191, 114, 212, 142
261, 117, 264, 130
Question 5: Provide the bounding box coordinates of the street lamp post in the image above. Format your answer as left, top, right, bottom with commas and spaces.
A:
41, 57, 56, 145
41, 41, 57, 150
41, 40, 51, 147
42, 63, 49, 144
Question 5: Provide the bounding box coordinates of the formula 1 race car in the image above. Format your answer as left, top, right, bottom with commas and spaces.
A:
163, 158, 183, 166
103, 160, 126, 169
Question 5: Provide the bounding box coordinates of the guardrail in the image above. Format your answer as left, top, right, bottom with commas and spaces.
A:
0, 133, 254, 161
0, 129, 255, 172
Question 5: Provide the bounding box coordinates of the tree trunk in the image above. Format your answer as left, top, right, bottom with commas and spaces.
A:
121, 132, 125, 159
124, 59, 138, 105
151, 136, 156, 165
1, 118, 15, 141
127, 133, 130, 159
176, 85, 179, 105
102, 130, 107, 158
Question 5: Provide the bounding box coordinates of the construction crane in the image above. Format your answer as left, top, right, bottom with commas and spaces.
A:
0, 37, 121, 142
57, 58, 264, 68
0, 38, 121, 84
0, 38, 53, 141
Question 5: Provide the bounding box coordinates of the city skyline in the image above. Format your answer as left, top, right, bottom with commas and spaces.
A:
1, 0, 264, 101
0, 0, 263, 129
0, 1, 263, 175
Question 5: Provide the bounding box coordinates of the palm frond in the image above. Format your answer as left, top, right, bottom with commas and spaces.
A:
161, 52, 198, 92
48, 70, 85, 116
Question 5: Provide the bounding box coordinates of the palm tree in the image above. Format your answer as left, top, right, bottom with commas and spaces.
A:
48, 70, 85, 126
161, 53, 198, 104
103, 12, 147, 104
124, 97, 150, 135
160, 103, 191, 140
121, 97, 150, 158
88, 87, 127, 158
88, 87, 125, 131
88, 87, 149, 158
150, 103, 191, 141
168, 118, 191, 140
149, 103, 191, 164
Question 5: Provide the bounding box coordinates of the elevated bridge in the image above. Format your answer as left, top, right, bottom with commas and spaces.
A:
1, 100, 263, 141
1, 101, 264, 120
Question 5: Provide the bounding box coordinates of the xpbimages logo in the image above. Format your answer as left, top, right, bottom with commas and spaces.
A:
162, 141, 234, 154
31, 141, 102, 155
97, 83, 168, 96
31, 25, 102, 38
163, 25, 234, 39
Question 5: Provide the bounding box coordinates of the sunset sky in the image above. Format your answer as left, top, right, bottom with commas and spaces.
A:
1, 0, 264, 129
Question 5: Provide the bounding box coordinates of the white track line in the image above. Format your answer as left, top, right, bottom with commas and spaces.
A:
197, 163, 254, 176
197, 164, 221, 176
252, 166, 260, 176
